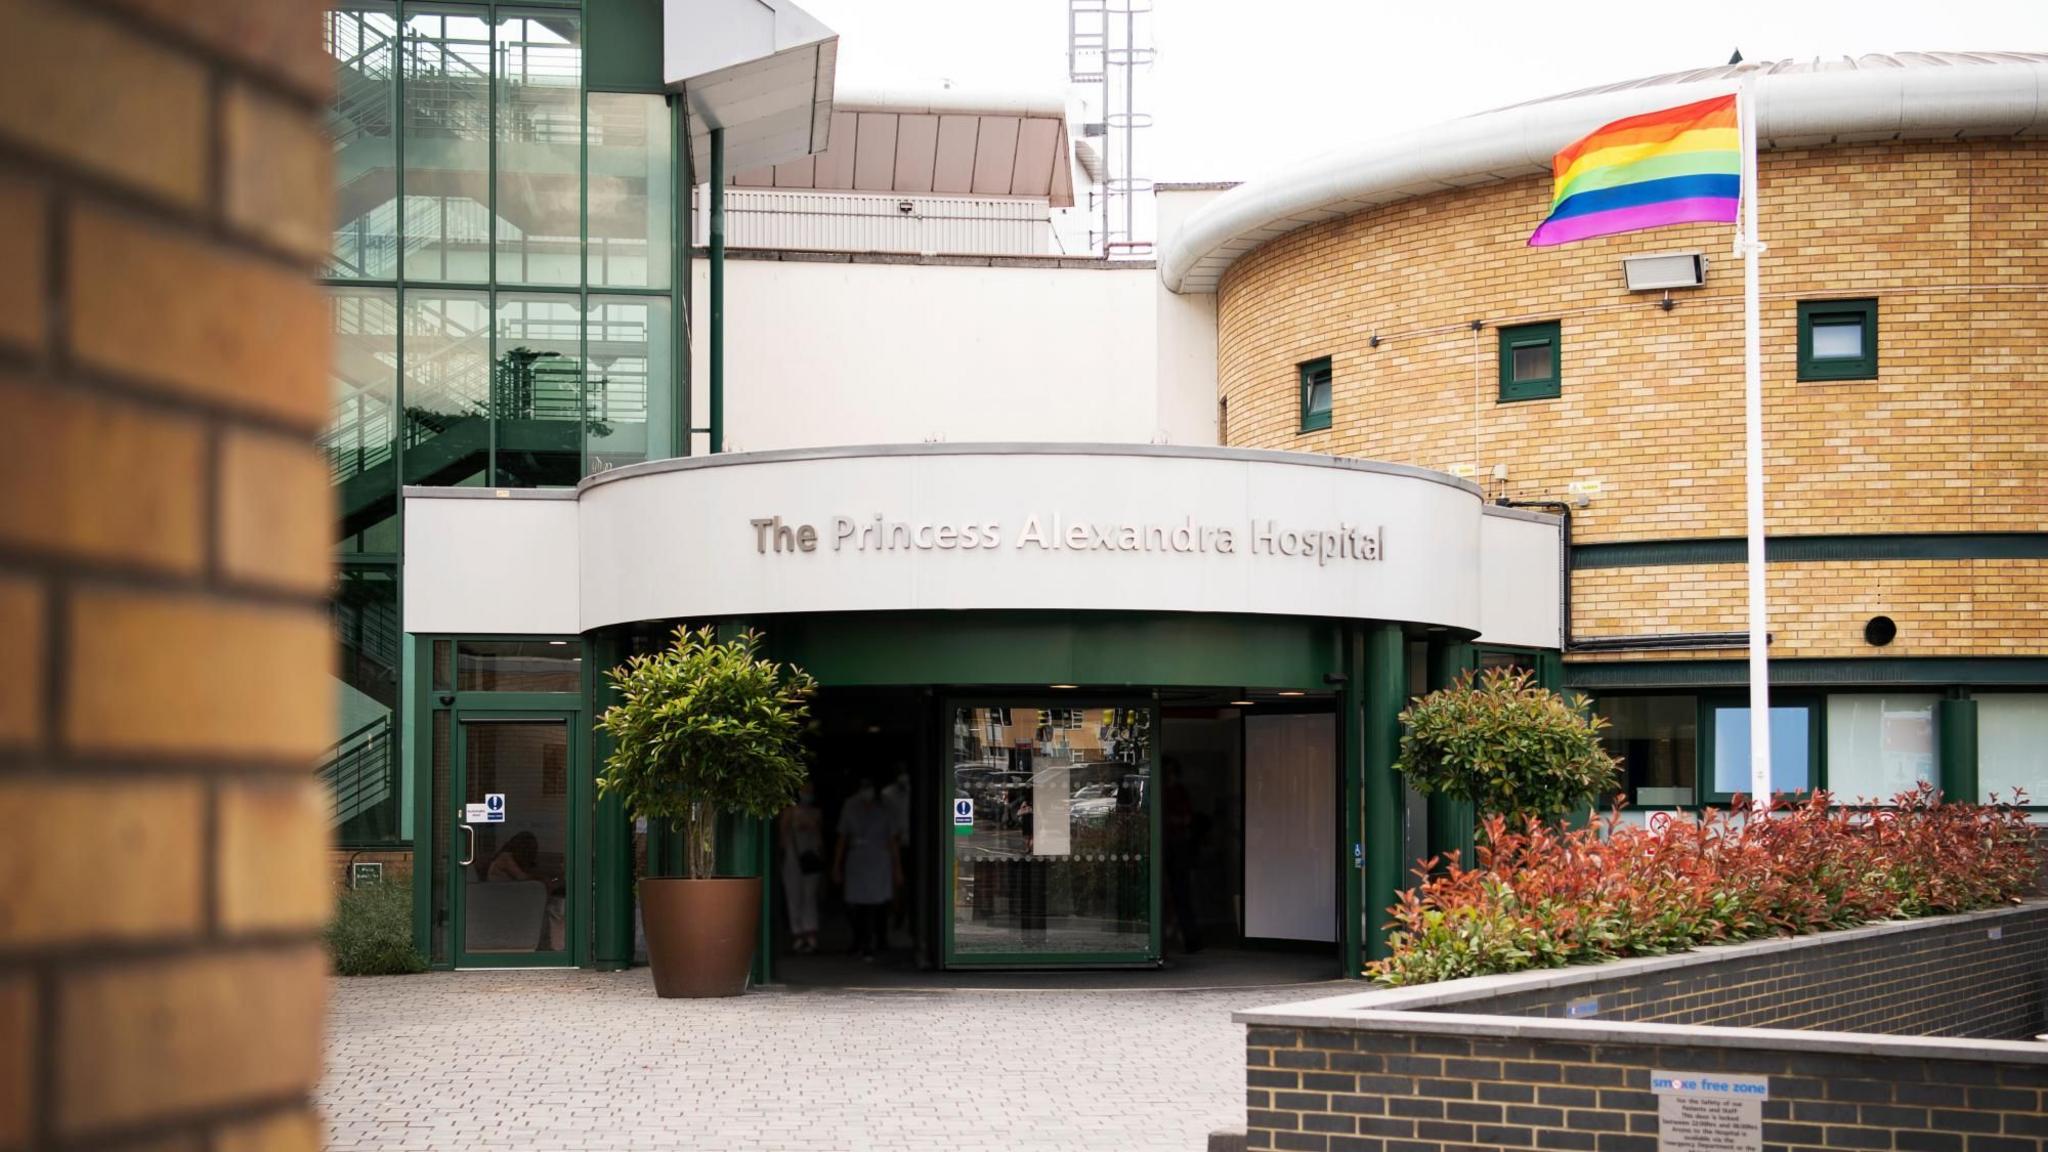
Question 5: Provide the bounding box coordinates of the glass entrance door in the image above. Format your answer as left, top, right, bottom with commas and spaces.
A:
944, 702, 1158, 966
453, 716, 574, 966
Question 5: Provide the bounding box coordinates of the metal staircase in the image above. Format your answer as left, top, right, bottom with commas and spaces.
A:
321, 714, 397, 832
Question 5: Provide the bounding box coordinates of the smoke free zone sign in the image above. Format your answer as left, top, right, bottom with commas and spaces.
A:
1651, 1072, 1767, 1151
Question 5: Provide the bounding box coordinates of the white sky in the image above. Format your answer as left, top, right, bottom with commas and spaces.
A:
801, 0, 2044, 184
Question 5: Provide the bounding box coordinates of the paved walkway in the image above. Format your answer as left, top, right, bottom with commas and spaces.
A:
322, 969, 1338, 1151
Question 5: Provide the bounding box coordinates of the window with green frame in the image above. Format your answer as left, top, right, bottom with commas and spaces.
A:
1699, 695, 1821, 803
1797, 298, 1877, 380
1497, 321, 1561, 402
1297, 357, 1332, 432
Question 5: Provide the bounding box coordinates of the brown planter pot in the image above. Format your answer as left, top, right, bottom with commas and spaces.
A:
640, 876, 761, 998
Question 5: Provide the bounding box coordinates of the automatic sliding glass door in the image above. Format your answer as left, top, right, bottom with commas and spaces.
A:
944, 702, 1159, 966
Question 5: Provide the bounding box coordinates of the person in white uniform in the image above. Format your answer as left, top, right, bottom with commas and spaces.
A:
833, 776, 901, 960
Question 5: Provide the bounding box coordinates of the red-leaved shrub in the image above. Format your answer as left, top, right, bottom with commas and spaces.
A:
1370, 784, 2039, 986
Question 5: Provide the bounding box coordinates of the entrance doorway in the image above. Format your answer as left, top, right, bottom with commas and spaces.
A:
945, 701, 1158, 966
452, 715, 574, 966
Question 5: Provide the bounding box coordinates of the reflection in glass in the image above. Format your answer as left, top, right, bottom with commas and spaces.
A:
331, 565, 402, 845
1512, 342, 1553, 382
1825, 694, 1937, 803
1596, 695, 1696, 808
1978, 694, 2048, 803
402, 8, 492, 282
402, 290, 492, 487
1711, 705, 1811, 797
327, 287, 400, 550
588, 93, 672, 289
456, 640, 582, 693
327, 3, 399, 278
494, 293, 583, 486
495, 11, 582, 286
1812, 319, 1864, 360
950, 705, 1153, 958
586, 296, 672, 475
462, 720, 569, 954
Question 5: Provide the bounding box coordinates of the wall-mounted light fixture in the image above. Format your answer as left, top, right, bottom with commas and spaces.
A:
1622, 250, 1708, 292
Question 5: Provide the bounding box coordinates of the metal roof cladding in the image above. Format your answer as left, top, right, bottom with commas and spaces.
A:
1159, 52, 2048, 295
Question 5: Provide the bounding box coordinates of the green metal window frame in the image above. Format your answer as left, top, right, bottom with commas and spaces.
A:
940, 695, 1163, 969
1497, 320, 1561, 402
411, 631, 591, 969
1695, 692, 1823, 805
322, 3, 686, 485
1297, 356, 1333, 432
1797, 298, 1878, 381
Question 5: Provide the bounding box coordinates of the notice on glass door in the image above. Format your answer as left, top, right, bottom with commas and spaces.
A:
1653, 1072, 1765, 1151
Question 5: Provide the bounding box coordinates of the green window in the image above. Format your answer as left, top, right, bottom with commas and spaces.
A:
1798, 298, 1878, 380
1498, 321, 1561, 402
1297, 357, 1332, 432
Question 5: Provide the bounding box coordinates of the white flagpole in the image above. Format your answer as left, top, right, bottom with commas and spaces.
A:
1737, 75, 1773, 809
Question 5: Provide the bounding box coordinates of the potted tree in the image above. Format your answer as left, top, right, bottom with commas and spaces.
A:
596, 625, 817, 997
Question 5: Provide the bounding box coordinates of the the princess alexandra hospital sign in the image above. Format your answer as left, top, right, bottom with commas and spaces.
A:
749, 512, 1384, 566
571, 445, 1489, 632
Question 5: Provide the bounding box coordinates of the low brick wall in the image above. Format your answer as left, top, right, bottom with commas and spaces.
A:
1234, 903, 2048, 1151
1421, 901, 2048, 1039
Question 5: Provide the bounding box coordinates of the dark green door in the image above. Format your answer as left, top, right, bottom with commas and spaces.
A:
452, 714, 576, 967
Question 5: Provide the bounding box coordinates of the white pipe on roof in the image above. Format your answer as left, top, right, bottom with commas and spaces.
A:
1160, 58, 2048, 294
832, 85, 1068, 119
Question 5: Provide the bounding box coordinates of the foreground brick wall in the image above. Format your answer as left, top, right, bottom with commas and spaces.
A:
1214, 140, 2048, 658
1239, 907, 2048, 1151
0, 1, 333, 1149
1244, 1029, 2048, 1152
1425, 904, 2048, 1040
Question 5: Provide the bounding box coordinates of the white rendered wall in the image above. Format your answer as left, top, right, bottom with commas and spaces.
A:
1153, 187, 1225, 447
1243, 713, 1336, 942
688, 257, 1217, 453
402, 493, 580, 635
1477, 508, 1564, 650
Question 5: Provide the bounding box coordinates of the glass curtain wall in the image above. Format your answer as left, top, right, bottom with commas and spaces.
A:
321, 0, 676, 845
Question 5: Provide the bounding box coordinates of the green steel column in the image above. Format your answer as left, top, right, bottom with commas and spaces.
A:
1363, 624, 1407, 965
1338, 627, 1365, 978
1424, 640, 1475, 869
707, 126, 725, 454
1938, 696, 1978, 803
591, 630, 631, 971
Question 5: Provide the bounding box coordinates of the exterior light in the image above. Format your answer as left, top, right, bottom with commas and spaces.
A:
1229, 699, 1256, 707
1276, 690, 1306, 697
548, 640, 569, 646
1622, 251, 1707, 291
1049, 683, 1078, 690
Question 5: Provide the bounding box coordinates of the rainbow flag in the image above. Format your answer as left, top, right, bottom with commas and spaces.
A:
1528, 94, 1740, 247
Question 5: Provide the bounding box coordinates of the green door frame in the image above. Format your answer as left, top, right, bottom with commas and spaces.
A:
940, 695, 1163, 969
448, 703, 587, 968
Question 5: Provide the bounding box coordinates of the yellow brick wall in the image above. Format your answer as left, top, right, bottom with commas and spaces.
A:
0, 1, 333, 1150
1573, 559, 2048, 660
1215, 140, 2048, 659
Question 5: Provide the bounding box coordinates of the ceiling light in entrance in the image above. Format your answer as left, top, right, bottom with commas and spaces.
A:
1276, 690, 1306, 697
1229, 699, 1256, 707
1049, 683, 1079, 690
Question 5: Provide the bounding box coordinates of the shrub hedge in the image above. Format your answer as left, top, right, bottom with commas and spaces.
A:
1371, 784, 2039, 986
326, 880, 427, 976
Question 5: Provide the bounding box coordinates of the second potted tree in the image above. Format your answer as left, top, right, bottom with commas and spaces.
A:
596, 625, 816, 997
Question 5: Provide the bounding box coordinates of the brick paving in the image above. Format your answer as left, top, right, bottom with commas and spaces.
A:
322, 969, 1332, 1151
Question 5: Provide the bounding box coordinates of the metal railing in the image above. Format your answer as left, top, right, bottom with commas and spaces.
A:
320, 714, 396, 830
